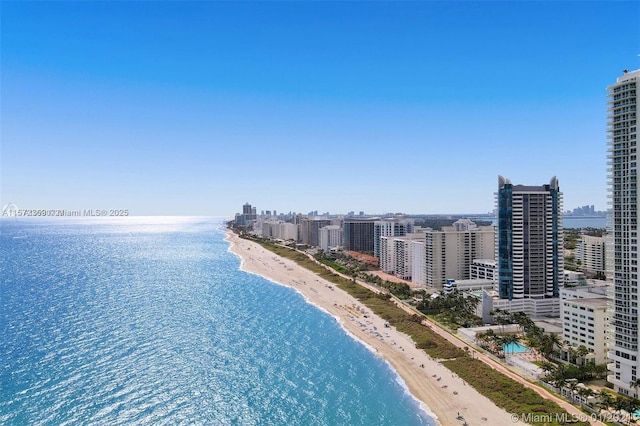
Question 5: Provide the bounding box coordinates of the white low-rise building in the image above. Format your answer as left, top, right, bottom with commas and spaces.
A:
560, 285, 609, 365
480, 290, 561, 323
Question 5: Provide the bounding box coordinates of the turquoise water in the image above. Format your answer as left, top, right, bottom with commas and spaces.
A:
0, 217, 434, 425
502, 342, 531, 354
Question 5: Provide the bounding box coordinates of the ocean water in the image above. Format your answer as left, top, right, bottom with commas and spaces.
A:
563, 216, 607, 229
0, 217, 434, 426
466, 216, 608, 229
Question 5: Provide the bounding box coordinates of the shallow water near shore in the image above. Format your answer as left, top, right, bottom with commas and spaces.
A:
1, 217, 435, 425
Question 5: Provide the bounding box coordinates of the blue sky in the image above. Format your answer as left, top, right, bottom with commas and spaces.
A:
2, 1, 639, 217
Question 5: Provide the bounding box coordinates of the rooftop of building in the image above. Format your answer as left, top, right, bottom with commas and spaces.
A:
614, 68, 640, 84
450, 278, 494, 285
562, 297, 608, 309
343, 217, 380, 223
561, 284, 608, 298
533, 319, 563, 335
473, 259, 497, 265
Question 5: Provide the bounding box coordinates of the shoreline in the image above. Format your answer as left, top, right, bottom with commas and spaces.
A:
225, 230, 515, 426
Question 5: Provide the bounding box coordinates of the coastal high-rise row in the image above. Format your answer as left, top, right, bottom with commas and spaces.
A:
234, 202, 258, 229
299, 217, 331, 246
607, 68, 640, 397
496, 176, 563, 302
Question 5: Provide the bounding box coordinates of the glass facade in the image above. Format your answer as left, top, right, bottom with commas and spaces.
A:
496, 176, 563, 301
498, 183, 513, 299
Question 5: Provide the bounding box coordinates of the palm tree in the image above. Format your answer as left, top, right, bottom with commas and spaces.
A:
490, 308, 511, 334
593, 363, 608, 380
577, 386, 595, 407
580, 362, 597, 381
511, 311, 528, 334
540, 361, 556, 378
475, 329, 495, 350
494, 336, 507, 358
566, 380, 580, 402
550, 364, 568, 389
598, 390, 614, 415
527, 334, 543, 361
501, 334, 519, 356
463, 294, 480, 316
625, 398, 640, 425
613, 396, 626, 420
631, 378, 640, 399
522, 317, 537, 335
540, 333, 563, 361
576, 345, 590, 366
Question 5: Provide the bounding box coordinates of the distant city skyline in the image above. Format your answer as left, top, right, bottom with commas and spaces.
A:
237, 206, 607, 217
234, 201, 608, 219
2, 2, 639, 216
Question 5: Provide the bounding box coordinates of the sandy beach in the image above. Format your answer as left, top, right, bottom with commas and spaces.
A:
226, 230, 516, 426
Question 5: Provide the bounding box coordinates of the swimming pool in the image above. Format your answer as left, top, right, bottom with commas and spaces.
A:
502, 341, 531, 354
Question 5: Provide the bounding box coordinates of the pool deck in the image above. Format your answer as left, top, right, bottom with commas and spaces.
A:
511, 351, 539, 362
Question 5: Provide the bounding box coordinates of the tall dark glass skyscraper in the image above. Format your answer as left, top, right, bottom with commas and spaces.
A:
342, 218, 376, 253
497, 176, 563, 301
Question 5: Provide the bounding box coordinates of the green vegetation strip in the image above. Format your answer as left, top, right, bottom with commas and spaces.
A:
318, 259, 347, 273
244, 235, 583, 425
442, 358, 588, 426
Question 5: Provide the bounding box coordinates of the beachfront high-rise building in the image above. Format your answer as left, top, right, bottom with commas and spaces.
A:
319, 225, 343, 252
422, 219, 495, 289
234, 202, 258, 229
374, 218, 414, 260
261, 220, 298, 241
496, 176, 563, 301
342, 218, 376, 253
411, 240, 426, 286
379, 232, 424, 280
607, 68, 640, 397
299, 217, 331, 246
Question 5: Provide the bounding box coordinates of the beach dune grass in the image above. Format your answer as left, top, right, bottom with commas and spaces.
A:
443, 358, 589, 426
245, 235, 586, 425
